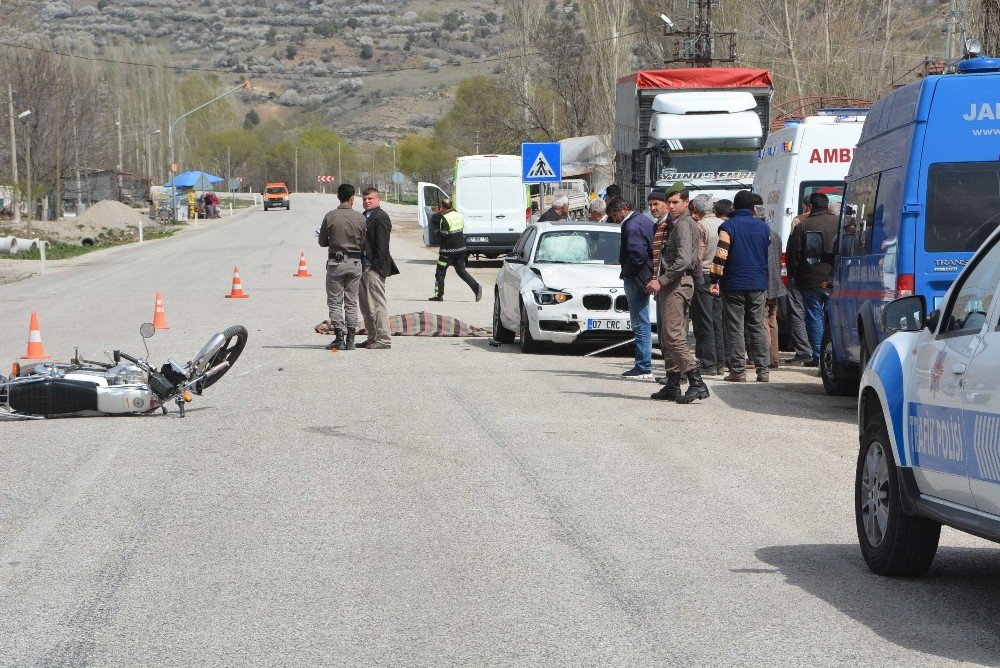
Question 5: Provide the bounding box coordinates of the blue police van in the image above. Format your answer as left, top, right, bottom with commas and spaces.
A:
822, 57, 1000, 395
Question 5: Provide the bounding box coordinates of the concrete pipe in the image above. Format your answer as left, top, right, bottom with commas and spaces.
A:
12, 237, 38, 253
81, 237, 95, 247
0, 236, 15, 254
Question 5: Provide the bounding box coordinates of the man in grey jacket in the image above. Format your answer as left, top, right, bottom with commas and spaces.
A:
646, 186, 709, 404
319, 183, 367, 351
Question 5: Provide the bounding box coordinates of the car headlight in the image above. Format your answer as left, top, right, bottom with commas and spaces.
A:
533, 290, 572, 305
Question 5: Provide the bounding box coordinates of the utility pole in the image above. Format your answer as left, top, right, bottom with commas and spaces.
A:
116, 107, 124, 200
294, 141, 298, 192
54, 98, 62, 220
475, 130, 480, 154
227, 145, 233, 211
71, 99, 82, 215
662, 0, 736, 66
945, 0, 957, 67
24, 132, 31, 233
337, 141, 342, 185
6, 83, 20, 226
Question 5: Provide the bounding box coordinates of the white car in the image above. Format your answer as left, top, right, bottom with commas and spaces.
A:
492, 221, 655, 353
857, 227, 1000, 576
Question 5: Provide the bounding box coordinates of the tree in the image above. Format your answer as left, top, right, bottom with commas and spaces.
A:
243, 108, 260, 129
399, 135, 454, 186
285, 44, 297, 60
434, 76, 524, 155
360, 44, 374, 60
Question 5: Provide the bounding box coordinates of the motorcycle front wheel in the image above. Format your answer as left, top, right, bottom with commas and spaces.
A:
198, 325, 248, 390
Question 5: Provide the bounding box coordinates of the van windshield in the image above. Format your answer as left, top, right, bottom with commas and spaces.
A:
926, 162, 1000, 252
265, 187, 287, 195
534, 230, 620, 265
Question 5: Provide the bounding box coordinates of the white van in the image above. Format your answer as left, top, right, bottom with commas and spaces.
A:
418, 154, 529, 257
753, 113, 867, 247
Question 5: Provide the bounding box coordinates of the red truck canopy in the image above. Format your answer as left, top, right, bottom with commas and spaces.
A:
619, 67, 772, 90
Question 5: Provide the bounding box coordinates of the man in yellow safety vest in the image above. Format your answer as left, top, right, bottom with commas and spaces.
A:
428, 197, 482, 302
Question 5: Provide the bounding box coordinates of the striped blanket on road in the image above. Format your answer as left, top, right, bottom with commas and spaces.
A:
315, 311, 491, 337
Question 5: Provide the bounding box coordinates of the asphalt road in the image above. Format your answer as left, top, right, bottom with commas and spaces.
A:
0, 194, 997, 667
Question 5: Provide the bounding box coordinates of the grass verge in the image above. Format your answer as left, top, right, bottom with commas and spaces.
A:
10, 224, 182, 261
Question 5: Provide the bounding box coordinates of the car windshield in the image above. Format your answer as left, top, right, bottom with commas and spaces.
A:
266, 187, 287, 195
534, 230, 620, 265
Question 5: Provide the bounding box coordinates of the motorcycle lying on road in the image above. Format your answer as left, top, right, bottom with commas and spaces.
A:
0, 324, 248, 420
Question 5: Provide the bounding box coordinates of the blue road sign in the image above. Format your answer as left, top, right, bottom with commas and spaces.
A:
521, 142, 562, 183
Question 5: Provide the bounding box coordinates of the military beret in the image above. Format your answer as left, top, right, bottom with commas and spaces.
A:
664, 181, 687, 197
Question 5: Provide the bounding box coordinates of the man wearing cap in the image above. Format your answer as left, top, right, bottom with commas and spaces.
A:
710, 190, 772, 382
647, 183, 709, 403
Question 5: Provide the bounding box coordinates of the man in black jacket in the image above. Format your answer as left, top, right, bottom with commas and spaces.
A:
359, 187, 400, 349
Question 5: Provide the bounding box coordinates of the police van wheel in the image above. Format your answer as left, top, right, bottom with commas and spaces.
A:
519, 302, 542, 354
821, 330, 858, 396
856, 410, 941, 576
493, 291, 516, 344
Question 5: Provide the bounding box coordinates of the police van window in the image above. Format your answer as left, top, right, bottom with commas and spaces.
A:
926, 162, 1000, 252
841, 174, 879, 256
941, 239, 1000, 335
872, 168, 903, 257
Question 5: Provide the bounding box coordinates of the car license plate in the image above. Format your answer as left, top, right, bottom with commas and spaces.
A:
588, 319, 631, 331
468, 236, 489, 243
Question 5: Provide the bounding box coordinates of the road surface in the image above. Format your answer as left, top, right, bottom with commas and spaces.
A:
0, 194, 996, 666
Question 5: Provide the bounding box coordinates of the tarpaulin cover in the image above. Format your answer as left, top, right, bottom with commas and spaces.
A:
620, 68, 772, 90
315, 312, 491, 337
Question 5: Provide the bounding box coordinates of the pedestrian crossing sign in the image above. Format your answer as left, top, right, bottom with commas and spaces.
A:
521, 142, 562, 183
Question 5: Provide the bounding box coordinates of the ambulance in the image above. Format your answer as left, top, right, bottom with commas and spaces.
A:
753, 111, 868, 247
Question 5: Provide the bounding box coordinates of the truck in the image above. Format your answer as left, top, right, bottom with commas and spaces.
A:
615, 68, 774, 207
532, 180, 591, 220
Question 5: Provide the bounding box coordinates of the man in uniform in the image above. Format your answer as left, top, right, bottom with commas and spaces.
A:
647, 185, 709, 403
428, 197, 482, 302
359, 187, 399, 350
319, 183, 367, 350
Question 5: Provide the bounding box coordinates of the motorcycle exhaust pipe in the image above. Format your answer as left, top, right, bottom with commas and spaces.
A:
203, 360, 230, 380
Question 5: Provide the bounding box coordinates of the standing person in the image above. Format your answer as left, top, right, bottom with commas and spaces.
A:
603, 184, 622, 202
647, 188, 708, 403
588, 197, 607, 222
785, 196, 816, 365
428, 197, 482, 302
539, 194, 569, 221
607, 198, 655, 378
319, 183, 367, 351
710, 190, 772, 382
646, 188, 672, 369
688, 193, 725, 375
785, 192, 839, 367
359, 187, 399, 350
765, 227, 787, 369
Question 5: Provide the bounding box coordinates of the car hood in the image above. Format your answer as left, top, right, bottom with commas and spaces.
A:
533, 264, 622, 290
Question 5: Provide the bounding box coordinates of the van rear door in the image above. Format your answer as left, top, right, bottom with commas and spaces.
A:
417, 182, 448, 246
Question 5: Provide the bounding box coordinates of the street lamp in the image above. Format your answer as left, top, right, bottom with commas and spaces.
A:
168, 81, 251, 220
384, 142, 397, 202
17, 110, 32, 234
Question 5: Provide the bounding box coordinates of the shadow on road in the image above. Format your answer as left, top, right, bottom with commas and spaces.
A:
261, 344, 329, 350
756, 543, 1000, 663
711, 380, 855, 424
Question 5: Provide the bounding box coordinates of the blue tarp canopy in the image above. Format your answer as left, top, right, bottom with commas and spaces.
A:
164, 171, 226, 190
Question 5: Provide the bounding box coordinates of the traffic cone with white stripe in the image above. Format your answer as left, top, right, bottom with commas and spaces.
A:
225, 266, 249, 299
292, 252, 313, 277
21, 311, 51, 360
152, 292, 170, 329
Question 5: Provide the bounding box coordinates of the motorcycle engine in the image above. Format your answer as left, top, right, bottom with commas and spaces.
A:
106, 364, 145, 386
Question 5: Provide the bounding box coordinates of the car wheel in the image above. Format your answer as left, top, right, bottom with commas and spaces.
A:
519, 301, 542, 354
493, 291, 516, 343
821, 328, 859, 396
856, 409, 941, 576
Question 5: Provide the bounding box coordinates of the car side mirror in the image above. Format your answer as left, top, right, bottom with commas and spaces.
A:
883, 295, 927, 334
925, 309, 941, 332
505, 252, 526, 264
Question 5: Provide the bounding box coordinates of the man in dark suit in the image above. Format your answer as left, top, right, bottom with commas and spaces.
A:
359, 187, 400, 349
538, 194, 569, 221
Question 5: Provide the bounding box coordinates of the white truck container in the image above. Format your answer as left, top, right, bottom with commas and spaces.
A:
615, 68, 773, 207
418, 154, 529, 258
753, 112, 867, 248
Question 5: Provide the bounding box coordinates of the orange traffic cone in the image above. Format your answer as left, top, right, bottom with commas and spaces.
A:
152, 292, 170, 330
225, 266, 250, 299
292, 252, 313, 278
21, 311, 52, 360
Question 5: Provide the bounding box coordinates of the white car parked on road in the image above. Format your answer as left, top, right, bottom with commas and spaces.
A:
492, 221, 655, 353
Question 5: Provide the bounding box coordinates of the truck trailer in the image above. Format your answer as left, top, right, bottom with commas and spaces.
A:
614, 68, 774, 207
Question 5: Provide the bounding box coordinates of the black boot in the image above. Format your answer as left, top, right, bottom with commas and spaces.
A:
650, 372, 682, 400
325, 329, 345, 350
676, 369, 710, 404
345, 328, 357, 351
